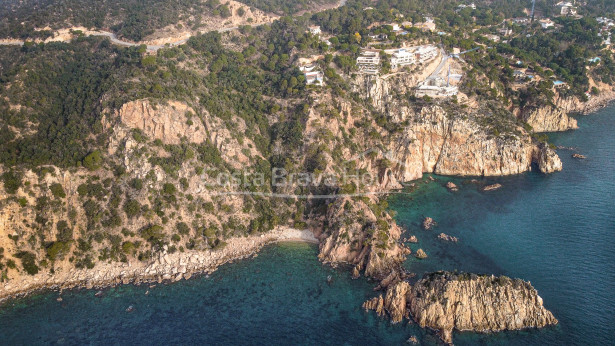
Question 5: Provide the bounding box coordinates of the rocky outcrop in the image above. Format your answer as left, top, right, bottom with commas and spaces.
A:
408, 272, 558, 344
532, 144, 563, 173
422, 217, 437, 230
445, 181, 458, 191
483, 183, 502, 191
437, 233, 458, 242
383, 281, 412, 323
116, 100, 206, 145
415, 249, 428, 259
364, 281, 411, 323
383, 106, 543, 181
318, 197, 410, 280
520, 106, 578, 133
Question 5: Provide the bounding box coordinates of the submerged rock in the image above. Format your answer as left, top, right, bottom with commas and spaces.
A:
437, 233, 458, 242
483, 183, 502, 191
408, 271, 558, 344
445, 181, 458, 192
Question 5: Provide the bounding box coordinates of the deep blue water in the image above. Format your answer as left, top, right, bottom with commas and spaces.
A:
1, 107, 613, 345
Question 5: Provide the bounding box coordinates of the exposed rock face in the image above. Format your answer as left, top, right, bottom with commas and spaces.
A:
363, 294, 385, 317
363, 281, 411, 323
520, 106, 578, 133
116, 100, 206, 145
383, 281, 411, 323
352, 73, 564, 181
533, 144, 563, 174
384, 105, 540, 181
408, 272, 558, 344
318, 197, 410, 280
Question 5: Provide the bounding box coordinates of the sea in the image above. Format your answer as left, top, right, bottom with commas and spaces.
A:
0, 106, 613, 345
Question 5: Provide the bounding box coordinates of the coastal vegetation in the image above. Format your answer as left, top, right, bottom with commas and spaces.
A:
0, 0, 612, 323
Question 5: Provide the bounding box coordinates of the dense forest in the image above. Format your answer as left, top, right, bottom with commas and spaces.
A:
0, 0, 230, 41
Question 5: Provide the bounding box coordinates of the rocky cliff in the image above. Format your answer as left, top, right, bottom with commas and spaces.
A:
318, 197, 410, 280
520, 105, 578, 133
408, 272, 558, 344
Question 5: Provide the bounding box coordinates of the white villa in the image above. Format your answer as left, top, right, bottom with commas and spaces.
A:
414, 45, 438, 63
540, 19, 555, 29
357, 50, 381, 73
555, 2, 577, 16
390, 49, 416, 69
308, 26, 321, 35
304, 71, 324, 85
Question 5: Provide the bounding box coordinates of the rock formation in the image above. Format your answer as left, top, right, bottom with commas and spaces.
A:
483, 183, 502, 191
422, 217, 437, 230
115, 100, 206, 145
445, 182, 458, 191
408, 272, 558, 344
437, 233, 458, 242
532, 143, 563, 173
318, 197, 410, 280
415, 249, 428, 259
520, 106, 578, 133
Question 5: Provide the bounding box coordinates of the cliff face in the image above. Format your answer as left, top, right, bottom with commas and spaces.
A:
115, 100, 206, 145
409, 272, 558, 344
388, 106, 538, 180
520, 106, 578, 133
351, 74, 562, 182
318, 197, 410, 280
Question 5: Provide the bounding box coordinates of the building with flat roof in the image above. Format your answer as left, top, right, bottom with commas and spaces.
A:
414, 45, 438, 63
390, 49, 416, 69
304, 71, 324, 85
555, 2, 577, 16
308, 26, 321, 35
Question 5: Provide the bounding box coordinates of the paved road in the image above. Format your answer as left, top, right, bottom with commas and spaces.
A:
427, 48, 449, 80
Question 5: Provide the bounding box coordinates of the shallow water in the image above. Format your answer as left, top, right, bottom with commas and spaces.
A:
0, 107, 613, 345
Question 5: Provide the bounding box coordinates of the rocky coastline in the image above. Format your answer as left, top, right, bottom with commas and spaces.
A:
0, 227, 317, 303
364, 271, 558, 344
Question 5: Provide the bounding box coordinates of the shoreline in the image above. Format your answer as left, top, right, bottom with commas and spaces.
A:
0, 227, 318, 303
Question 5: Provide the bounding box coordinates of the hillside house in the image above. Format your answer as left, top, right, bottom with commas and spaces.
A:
555, 2, 577, 16
390, 49, 416, 69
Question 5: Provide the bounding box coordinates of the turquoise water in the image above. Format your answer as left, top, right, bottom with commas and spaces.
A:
0, 107, 614, 344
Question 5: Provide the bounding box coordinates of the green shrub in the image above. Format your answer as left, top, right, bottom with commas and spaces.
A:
49, 183, 66, 198
176, 222, 190, 235
1, 171, 22, 194
15, 251, 39, 275
140, 224, 165, 246
123, 199, 142, 218
82, 151, 103, 171
56, 220, 73, 242
162, 183, 176, 195
130, 178, 144, 190
46, 241, 71, 261
122, 241, 136, 255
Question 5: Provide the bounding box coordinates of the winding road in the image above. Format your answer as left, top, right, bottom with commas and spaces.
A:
0, 0, 348, 52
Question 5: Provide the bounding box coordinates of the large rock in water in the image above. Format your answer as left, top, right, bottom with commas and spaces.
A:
408, 271, 558, 344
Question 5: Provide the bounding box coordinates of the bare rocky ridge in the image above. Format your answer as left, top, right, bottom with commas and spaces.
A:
520, 105, 578, 133
409, 272, 558, 344
115, 100, 206, 145
318, 197, 410, 280
364, 272, 557, 344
